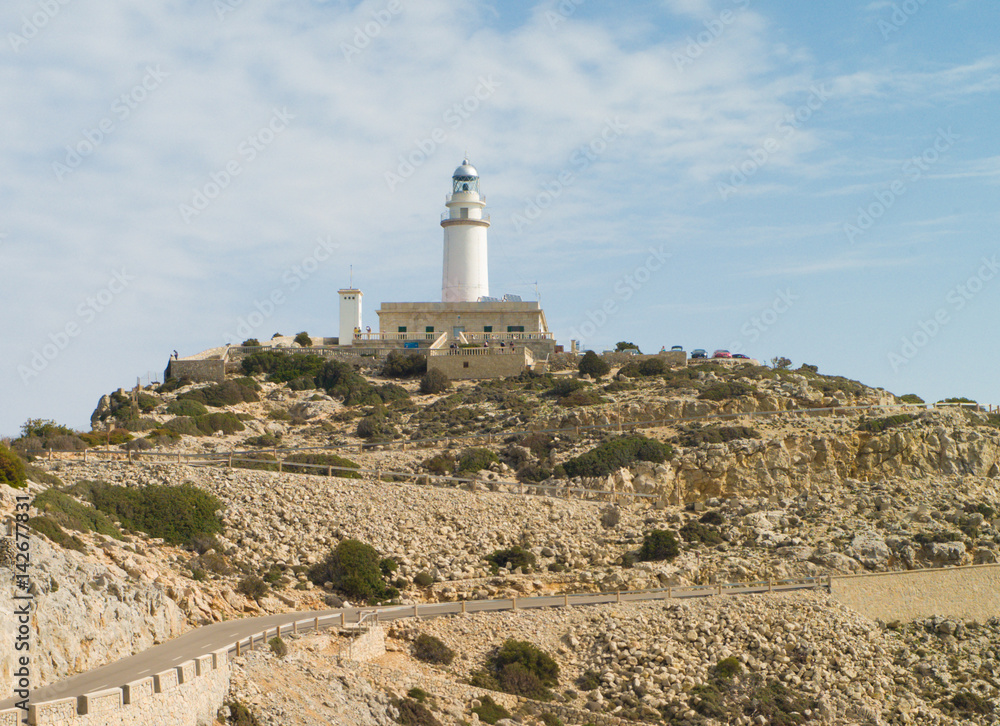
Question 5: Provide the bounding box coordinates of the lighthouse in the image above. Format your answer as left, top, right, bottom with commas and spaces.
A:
441, 159, 490, 303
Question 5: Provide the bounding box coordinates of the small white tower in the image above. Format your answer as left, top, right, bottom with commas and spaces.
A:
441, 159, 490, 303
338, 288, 362, 345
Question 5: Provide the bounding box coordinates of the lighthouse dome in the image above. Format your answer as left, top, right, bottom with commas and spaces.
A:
452, 159, 479, 181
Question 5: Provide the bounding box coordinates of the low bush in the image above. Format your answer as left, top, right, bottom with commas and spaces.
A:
178, 380, 259, 407
78, 429, 135, 447
517, 464, 552, 482
167, 398, 209, 417
457, 447, 499, 475
679, 426, 759, 447
637, 357, 666, 376
638, 529, 680, 561
600, 506, 620, 529
680, 521, 724, 546
308, 539, 399, 604
540, 713, 564, 726
858, 414, 916, 433
546, 378, 586, 398
557, 388, 606, 407
471, 695, 510, 725
562, 435, 673, 479
699, 510, 725, 526
242, 338, 261, 347
32, 488, 122, 538
357, 409, 398, 441
485, 639, 559, 700
395, 697, 441, 726
287, 376, 316, 391
422, 453, 455, 475
498, 662, 552, 700
899, 393, 924, 404
575, 669, 601, 691
28, 517, 86, 552
413, 633, 455, 665
420, 369, 450, 394
294, 332, 313, 347
237, 576, 268, 601
486, 545, 536, 574
578, 351, 610, 379
413, 571, 435, 587
713, 656, 743, 681
698, 381, 754, 401
268, 636, 288, 657
242, 351, 327, 382
382, 351, 427, 378
0, 444, 27, 488
225, 701, 262, 726
407, 688, 429, 703
745, 679, 814, 725
67, 480, 223, 546
950, 691, 993, 716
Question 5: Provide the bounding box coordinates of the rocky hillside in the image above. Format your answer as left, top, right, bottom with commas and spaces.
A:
3, 355, 1000, 724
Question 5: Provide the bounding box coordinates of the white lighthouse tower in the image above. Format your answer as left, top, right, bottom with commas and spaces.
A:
441, 159, 490, 303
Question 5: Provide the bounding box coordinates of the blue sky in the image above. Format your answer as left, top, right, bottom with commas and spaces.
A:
2, 0, 999, 437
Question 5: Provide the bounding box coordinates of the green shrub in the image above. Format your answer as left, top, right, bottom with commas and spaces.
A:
164, 416, 201, 437
562, 435, 673, 479
420, 369, 450, 394
20, 418, 76, 439
67, 480, 223, 546
294, 332, 313, 347
377, 383, 410, 403
413, 571, 435, 587
638, 529, 680, 561
471, 696, 510, 725
0, 444, 27, 488
517, 464, 552, 482
637, 357, 665, 376
242, 351, 326, 383
23, 464, 62, 488
679, 426, 759, 447
225, 700, 262, 726
578, 351, 610, 379
242, 339, 260, 347
422, 453, 455, 475
196, 412, 246, 435
308, 539, 398, 604
858, 414, 916, 433
941, 397, 976, 404
713, 657, 743, 681
575, 670, 601, 691
680, 521, 723, 545
231, 452, 280, 472
414, 633, 455, 665
557, 388, 606, 407
237, 576, 268, 601
357, 409, 398, 441
699, 510, 725, 526
28, 517, 87, 551
899, 393, 924, 404
457, 447, 499, 475
382, 351, 428, 378
486, 545, 536, 574
78, 429, 135, 447
540, 713, 563, 726
547, 378, 586, 398
244, 433, 281, 448
493, 639, 559, 688
178, 380, 259, 407
268, 636, 288, 657
283, 453, 361, 478
744, 680, 814, 725
287, 376, 316, 391
32, 488, 122, 538
950, 691, 992, 715
395, 697, 441, 726
407, 687, 429, 703
699, 381, 754, 401
615, 342, 640, 353
498, 662, 552, 700
690, 682, 726, 718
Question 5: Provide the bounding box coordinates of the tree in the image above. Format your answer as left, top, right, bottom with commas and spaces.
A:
578, 351, 610, 378
420, 369, 450, 394
615, 341, 641, 353
294, 332, 313, 347
308, 539, 398, 604
241, 338, 261, 346
770, 356, 792, 370
639, 529, 680, 561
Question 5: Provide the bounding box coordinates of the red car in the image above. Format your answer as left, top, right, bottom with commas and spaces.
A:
712, 350, 732, 359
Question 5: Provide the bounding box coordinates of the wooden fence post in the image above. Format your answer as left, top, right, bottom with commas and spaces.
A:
236, 641, 241, 656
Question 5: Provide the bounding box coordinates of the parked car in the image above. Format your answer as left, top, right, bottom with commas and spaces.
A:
732, 353, 750, 360
691, 349, 707, 359
712, 350, 732, 359
670, 345, 684, 351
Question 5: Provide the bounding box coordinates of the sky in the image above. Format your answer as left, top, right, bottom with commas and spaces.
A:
2, 0, 999, 438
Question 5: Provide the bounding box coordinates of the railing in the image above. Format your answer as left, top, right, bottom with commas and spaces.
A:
463, 331, 554, 341
429, 346, 523, 356
353, 332, 438, 342
441, 212, 490, 223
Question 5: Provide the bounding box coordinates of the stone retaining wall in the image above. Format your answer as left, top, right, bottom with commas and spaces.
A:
0, 648, 230, 726
831, 564, 1000, 622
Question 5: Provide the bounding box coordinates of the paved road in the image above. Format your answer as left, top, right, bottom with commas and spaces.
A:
0, 580, 823, 710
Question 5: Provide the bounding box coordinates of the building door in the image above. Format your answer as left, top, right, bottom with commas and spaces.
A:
453, 325, 465, 338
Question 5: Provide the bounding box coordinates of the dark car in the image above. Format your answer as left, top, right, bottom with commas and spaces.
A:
732, 353, 750, 360
691, 349, 707, 359
670, 345, 684, 351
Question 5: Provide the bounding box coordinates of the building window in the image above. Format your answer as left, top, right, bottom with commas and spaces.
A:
483, 325, 492, 333
507, 326, 525, 333
463, 361, 470, 368
460, 207, 469, 219
398, 326, 407, 333
425, 326, 434, 333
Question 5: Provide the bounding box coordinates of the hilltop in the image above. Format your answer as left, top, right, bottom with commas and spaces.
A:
2, 353, 1000, 725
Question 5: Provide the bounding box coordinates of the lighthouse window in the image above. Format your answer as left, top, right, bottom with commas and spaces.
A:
460, 207, 469, 219
483, 326, 492, 333
397, 326, 407, 333
507, 326, 525, 333
425, 326, 434, 333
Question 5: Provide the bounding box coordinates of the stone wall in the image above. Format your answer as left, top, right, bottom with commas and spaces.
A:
0, 650, 229, 726
342, 626, 386, 662
428, 349, 530, 380
831, 564, 1000, 622
165, 358, 225, 383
